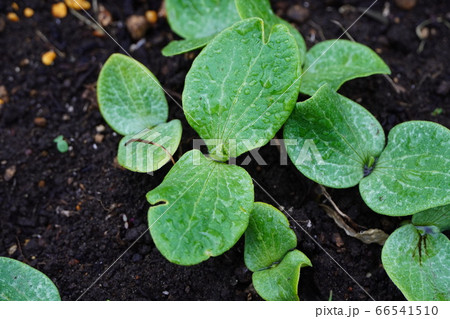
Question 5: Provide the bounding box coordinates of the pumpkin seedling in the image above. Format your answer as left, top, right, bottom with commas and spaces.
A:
0, 257, 61, 301
244, 203, 311, 301
53, 135, 69, 153
147, 18, 303, 266
97, 54, 182, 173
284, 84, 450, 216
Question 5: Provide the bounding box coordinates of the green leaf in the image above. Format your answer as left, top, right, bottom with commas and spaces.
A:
382, 224, 450, 301
97, 53, 168, 135
284, 85, 385, 188
183, 18, 301, 160
235, 0, 306, 65
165, 0, 240, 39
53, 135, 69, 153
413, 205, 450, 232
162, 35, 215, 57
117, 120, 182, 173
360, 121, 450, 216
300, 39, 390, 96
252, 250, 311, 301
146, 150, 254, 265
244, 202, 297, 272
0, 257, 60, 301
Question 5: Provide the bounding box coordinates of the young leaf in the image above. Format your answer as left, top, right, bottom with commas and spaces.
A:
0, 257, 61, 301
146, 150, 254, 265
252, 250, 311, 301
163, 0, 240, 56
284, 85, 385, 188
300, 40, 390, 96
412, 205, 450, 232
117, 120, 182, 173
97, 53, 168, 135
235, 0, 306, 65
162, 35, 215, 57
184, 18, 301, 160
165, 0, 240, 39
382, 224, 450, 301
360, 121, 450, 216
244, 202, 297, 272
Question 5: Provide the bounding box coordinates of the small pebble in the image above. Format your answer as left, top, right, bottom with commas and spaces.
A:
126, 15, 149, 40
145, 10, 158, 24
94, 134, 104, 143
52, 3, 68, 19
42, 51, 57, 66
7, 12, 19, 22
4, 165, 17, 181
38, 180, 45, 188
96, 124, 105, 132
24, 8, 34, 18
34, 117, 47, 127
8, 244, 17, 255
394, 0, 417, 10
286, 5, 310, 23
11, 2, 19, 11
65, 0, 91, 10
98, 4, 112, 27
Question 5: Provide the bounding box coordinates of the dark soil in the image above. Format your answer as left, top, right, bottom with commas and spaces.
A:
0, 0, 449, 301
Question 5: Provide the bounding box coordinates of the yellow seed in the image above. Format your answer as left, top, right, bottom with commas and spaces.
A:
11, 2, 19, 11
52, 2, 68, 18
145, 10, 158, 24
42, 51, 57, 66
65, 0, 91, 10
24, 8, 34, 18
0, 99, 4, 105
7, 12, 19, 22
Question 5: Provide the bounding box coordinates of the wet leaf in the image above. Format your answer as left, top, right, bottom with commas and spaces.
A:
97, 54, 168, 135
412, 205, 450, 232
162, 35, 214, 56
117, 120, 182, 172
284, 85, 385, 188
252, 250, 311, 301
0, 257, 60, 301
146, 150, 254, 265
184, 18, 301, 159
360, 121, 450, 216
235, 0, 306, 65
300, 40, 390, 96
244, 202, 297, 272
382, 224, 450, 301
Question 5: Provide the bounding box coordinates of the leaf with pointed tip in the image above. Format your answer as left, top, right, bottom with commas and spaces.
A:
97, 54, 168, 135
412, 205, 450, 232
382, 224, 450, 301
360, 121, 450, 216
0, 257, 60, 301
146, 150, 254, 265
244, 202, 297, 272
184, 18, 301, 160
284, 85, 385, 188
117, 120, 182, 173
235, 0, 306, 65
300, 40, 390, 96
252, 250, 311, 301
162, 35, 215, 57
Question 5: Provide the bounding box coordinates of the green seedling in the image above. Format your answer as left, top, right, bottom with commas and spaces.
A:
147, 18, 302, 266
244, 203, 311, 301
0, 257, 61, 301
97, 54, 182, 173
284, 84, 450, 216
382, 205, 450, 301
53, 135, 69, 153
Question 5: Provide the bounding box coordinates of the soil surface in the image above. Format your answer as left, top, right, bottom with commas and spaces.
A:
1, 0, 449, 300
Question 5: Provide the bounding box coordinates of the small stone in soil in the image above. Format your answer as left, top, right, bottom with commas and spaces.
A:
394, 0, 417, 10
4, 165, 16, 181
126, 15, 149, 40
34, 117, 47, 127
286, 5, 310, 23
